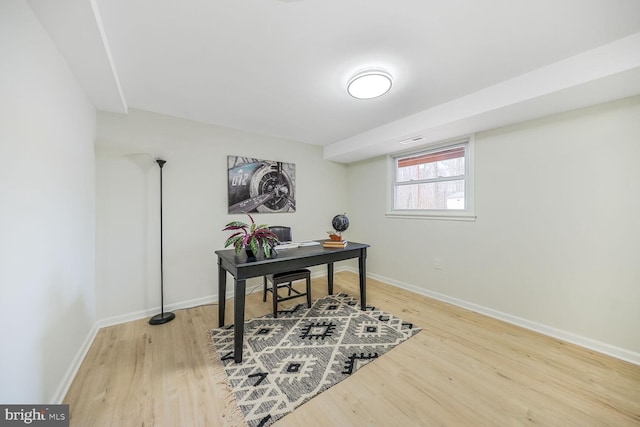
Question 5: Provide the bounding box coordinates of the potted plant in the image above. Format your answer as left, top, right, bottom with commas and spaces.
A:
223, 213, 280, 258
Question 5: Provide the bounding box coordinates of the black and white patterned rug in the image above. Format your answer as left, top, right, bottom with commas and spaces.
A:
209, 293, 421, 427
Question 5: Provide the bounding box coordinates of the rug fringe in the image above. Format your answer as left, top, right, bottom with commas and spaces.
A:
206, 330, 247, 426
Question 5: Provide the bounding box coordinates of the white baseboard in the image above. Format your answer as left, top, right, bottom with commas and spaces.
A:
68, 264, 637, 404
97, 269, 332, 329
96, 294, 219, 329
54, 295, 217, 403
51, 323, 99, 404
342, 267, 640, 366
55, 268, 337, 402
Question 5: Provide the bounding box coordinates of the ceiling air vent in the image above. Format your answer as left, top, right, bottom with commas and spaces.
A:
398, 135, 425, 145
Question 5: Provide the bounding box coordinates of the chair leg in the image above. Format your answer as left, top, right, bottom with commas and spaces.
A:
263, 276, 267, 302
305, 276, 311, 308
272, 284, 278, 318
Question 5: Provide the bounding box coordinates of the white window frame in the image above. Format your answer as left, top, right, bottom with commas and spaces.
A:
386, 135, 476, 221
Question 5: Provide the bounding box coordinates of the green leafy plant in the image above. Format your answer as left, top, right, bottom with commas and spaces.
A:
223, 213, 280, 257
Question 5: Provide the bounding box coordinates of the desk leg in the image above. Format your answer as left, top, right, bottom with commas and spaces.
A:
327, 263, 334, 295
218, 263, 226, 327
233, 279, 246, 363
359, 247, 367, 310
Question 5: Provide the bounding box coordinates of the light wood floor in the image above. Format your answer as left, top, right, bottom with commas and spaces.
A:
65, 272, 640, 426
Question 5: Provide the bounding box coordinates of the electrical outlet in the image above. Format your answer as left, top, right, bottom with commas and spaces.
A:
434, 257, 444, 270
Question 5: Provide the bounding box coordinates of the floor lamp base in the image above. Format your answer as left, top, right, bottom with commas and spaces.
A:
149, 311, 175, 325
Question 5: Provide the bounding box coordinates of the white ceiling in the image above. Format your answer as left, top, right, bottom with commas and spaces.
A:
28, 0, 640, 163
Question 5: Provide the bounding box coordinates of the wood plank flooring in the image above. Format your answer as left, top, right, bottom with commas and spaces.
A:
64, 272, 640, 426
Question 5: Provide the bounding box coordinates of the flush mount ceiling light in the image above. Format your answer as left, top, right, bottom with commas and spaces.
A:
347, 69, 393, 99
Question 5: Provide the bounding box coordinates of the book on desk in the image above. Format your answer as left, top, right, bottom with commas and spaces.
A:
273, 240, 348, 250
322, 239, 348, 248
273, 241, 321, 250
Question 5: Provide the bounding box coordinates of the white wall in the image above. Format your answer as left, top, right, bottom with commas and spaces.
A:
346, 96, 640, 360
0, 0, 97, 403
3, 2, 635, 406
96, 109, 348, 322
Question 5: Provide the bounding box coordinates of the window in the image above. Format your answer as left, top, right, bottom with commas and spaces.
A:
387, 137, 475, 220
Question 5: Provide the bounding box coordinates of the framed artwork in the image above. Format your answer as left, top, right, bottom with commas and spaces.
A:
227, 156, 296, 213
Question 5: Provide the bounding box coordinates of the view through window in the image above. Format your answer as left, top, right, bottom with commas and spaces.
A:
393, 143, 467, 211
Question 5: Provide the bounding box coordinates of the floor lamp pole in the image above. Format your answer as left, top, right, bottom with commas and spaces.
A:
149, 158, 175, 325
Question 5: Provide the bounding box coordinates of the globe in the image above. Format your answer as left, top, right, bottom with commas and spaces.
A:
332, 214, 350, 233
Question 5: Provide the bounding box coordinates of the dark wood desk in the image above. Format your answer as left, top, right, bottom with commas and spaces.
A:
215, 241, 369, 363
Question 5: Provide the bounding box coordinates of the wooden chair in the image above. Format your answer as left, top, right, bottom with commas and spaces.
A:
263, 226, 311, 317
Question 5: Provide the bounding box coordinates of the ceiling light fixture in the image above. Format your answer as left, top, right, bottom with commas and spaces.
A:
347, 69, 393, 99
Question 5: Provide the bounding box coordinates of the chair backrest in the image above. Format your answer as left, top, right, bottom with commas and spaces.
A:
269, 226, 292, 242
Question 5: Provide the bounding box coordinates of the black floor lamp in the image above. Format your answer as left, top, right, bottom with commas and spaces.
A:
149, 158, 175, 325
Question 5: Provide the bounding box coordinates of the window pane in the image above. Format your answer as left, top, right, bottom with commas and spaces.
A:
395, 180, 465, 210
396, 147, 465, 182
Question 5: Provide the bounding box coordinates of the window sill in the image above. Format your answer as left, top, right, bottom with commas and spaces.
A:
385, 210, 477, 222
